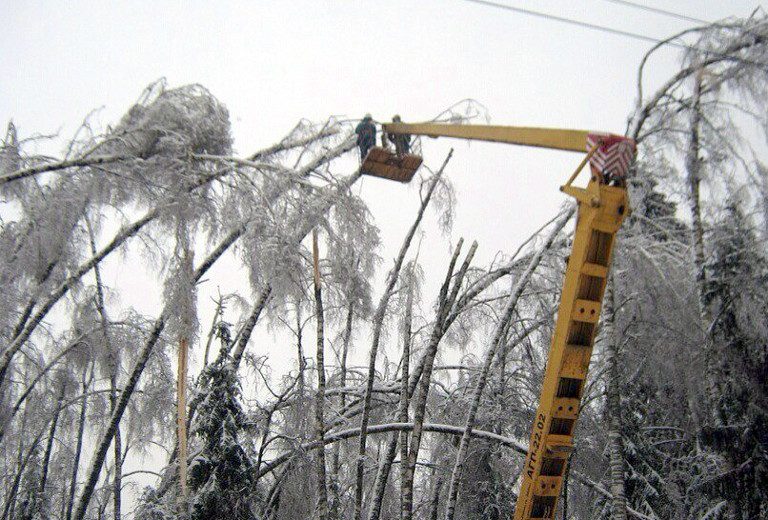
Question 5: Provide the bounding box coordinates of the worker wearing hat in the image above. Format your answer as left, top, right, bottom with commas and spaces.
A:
355, 114, 376, 161
388, 115, 411, 156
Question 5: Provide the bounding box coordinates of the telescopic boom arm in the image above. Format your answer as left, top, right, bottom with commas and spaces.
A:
382, 121, 636, 520
383, 122, 597, 152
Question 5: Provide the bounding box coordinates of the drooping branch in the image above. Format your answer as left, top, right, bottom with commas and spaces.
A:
629, 26, 768, 140
230, 288, 273, 367
403, 238, 477, 520
0, 154, 132, 186
253, 420, 652, 520
71, 223, 245, 520
443, 206, 573, 520
257, 422, 524, 479
111, 168, 367, 509
2, 125, 352, 392
1, 209, 158, 388
248, 125, 341, 161
354, 149, 454, 520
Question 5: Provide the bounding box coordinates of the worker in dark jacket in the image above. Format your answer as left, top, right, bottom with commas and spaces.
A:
388, 114, 411, 156
355, 114, 376, 160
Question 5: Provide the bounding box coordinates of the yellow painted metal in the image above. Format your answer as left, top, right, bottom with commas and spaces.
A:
512, 179, 628, 520
380, 121, 630, 518
382, 123, 596, 153
564, 141, 601, 189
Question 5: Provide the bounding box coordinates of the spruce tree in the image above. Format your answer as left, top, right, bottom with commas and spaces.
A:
188, 351, 256, 520
701, 201, 768, 519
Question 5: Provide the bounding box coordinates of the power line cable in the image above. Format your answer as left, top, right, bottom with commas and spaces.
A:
601, 0, 711, 25
462, 0, 678, 47
459, 0, 766, 68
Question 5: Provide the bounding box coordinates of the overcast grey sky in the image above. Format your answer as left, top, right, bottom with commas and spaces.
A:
2, 0, 758, 233
1, 0, 758, 305
1, 0, 761, 338
2, 0, 761, 337
2, 0, 762, 503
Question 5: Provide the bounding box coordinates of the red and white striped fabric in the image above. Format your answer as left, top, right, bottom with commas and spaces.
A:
586, 133, 636, 180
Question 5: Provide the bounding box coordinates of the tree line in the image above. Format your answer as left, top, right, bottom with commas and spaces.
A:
1, 13, 767, 520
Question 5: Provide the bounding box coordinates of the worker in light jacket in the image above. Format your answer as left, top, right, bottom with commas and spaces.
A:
388, 114, 411, 156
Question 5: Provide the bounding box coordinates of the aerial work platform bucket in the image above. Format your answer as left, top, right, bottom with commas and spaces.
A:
361, 147, 422, 183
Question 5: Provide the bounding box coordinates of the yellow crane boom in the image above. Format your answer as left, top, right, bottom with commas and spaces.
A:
383, 122, 593, 152
376, 121, 634, 519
